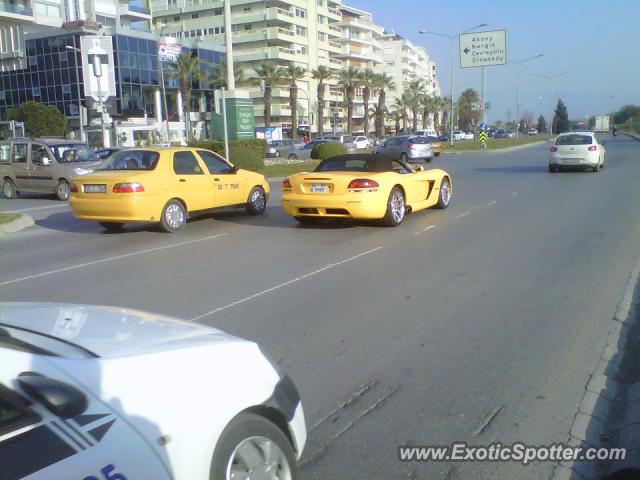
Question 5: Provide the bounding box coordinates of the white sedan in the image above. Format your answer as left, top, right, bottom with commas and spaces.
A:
549, 132, 606, 172
0, 302, 306, 480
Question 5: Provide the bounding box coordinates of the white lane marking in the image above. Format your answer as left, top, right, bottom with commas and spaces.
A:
487, 200, 498, 206
191, 246, 383, 321
2, 204, 70, 213
0, 233, 227, 287
456, 211, 470, 219
509, 192, 518, 197
413, 224, 435, 236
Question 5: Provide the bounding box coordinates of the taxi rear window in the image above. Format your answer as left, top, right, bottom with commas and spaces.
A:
98, 150, 160, 171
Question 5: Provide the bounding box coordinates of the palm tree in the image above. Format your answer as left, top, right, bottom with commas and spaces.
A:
419, 94, 435, 131
373, 73, 395, 137
392, 92, 411, 134
252, 62, 285, 128
389, 109, 403, 134
170, 52, 202, 142
405, 79, 425, 132
338, 67, 360, 134
311, 66, 332, 138
284, 63, 307, 138
359, 68, 376, 137
200, 63, 245, 114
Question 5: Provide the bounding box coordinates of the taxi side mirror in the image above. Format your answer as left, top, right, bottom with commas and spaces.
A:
17, 373, 88, 419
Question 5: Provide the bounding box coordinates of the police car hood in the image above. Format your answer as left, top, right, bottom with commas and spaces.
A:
0, 302, 243, 358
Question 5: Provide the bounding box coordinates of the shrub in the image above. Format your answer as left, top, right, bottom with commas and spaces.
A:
188, 138, 267, 159
311, 142, 347, 160
229, 147, 264, 171
7, 101, 67, 137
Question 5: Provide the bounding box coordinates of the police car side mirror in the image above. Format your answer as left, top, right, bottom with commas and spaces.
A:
17, 373, 88, 419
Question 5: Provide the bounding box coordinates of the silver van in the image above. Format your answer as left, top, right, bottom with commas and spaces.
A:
0, 138, 102, 200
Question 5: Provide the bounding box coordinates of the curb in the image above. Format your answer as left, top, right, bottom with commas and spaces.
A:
625, 133, 640, 141
442, 139, 550, 155
0, 214, 34, 235
552, 255, 640, 479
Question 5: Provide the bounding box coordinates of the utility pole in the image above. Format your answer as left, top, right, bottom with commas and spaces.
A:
223, 0, 235, 91
157, 24, 171, 143
222, 87, 230, 160
532, 70, 570, 135
509, 54, 543, 140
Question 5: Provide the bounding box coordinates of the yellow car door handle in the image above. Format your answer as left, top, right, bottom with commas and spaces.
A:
179, 179, 186, 183
213, 178, 220, 182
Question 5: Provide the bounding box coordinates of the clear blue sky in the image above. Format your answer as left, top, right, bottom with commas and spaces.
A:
347, 0, 639, 123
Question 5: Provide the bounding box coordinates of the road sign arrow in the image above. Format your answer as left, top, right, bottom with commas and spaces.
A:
463, 47, 470, 54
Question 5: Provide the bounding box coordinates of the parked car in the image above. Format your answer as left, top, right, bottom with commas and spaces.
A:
0, 302, 307, 480
0, 137, 102, 200
342, 135, 370, 150
280, 140, 341, 160
266, 139, 304, 158
527, 129, 538, 136
414, 129, 438, 137
69, 147, 269, 232
494, 129, 509, 139
423, 136, 442, 156
452, 131, 465, 141
549, 132, 606, 172
374, 135, 434, 162
94, 147, 122, 160
464, 131, 475, 140
439, 133, 450, 142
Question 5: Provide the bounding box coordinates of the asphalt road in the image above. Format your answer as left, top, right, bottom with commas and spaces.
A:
2, 135, 640, 479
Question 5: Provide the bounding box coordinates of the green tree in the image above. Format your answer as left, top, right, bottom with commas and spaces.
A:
457, 88, 480, 131
284, 62, 307, 138
392, 92, 412, 134
389, 109, 402, 134
200, 63, 245, 115
311, 66, 332, 137
405, 80, 425, 132
338, 67, 361, 134
359, 68, 376, 137
7, 101, 67, 137
169, 52, 203, 141
419, 94, 436, 131
552, 99, 570, 134
252, 62, 285, 128
613, 105, 640, 125
373, 73, 395, 137
537, 115, 547, 133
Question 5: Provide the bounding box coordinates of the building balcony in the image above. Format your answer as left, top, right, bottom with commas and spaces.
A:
234, 46, 302, 63
1, 1, 34, 20
336, 49, 381, 64
328, 57, 343, 69
328, 24, 342, 35
231, 26, 295, 44
327, 6, 341, 18
338, 17, 384, 35
119, 1, 151, 20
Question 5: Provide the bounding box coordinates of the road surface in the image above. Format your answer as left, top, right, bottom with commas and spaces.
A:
2, 135, 639, 479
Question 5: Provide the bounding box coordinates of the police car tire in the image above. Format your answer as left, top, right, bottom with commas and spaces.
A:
210, 413, 299, 480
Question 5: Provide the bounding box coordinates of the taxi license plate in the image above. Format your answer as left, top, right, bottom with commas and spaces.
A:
84, 184, 107, 193
310, 183, 329, 193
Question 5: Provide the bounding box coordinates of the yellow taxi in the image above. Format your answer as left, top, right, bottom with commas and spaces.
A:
69, 147, 269, 232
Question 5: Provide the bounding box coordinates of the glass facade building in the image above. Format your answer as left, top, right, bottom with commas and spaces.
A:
0, 30, 225, 130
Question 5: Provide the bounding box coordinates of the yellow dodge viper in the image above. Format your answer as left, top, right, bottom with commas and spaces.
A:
281, 154, 452, 226
70, 148, 269, 232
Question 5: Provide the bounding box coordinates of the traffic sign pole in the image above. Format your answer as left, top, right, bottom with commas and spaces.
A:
481, 66, 486, 126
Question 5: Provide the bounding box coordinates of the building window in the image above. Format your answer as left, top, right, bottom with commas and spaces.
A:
213, 8, 222, 15
167, 0, 177, 7
318, 32, 326, 42
243, 6, 250, 12
317, 0, 324, 5
317, 14, 325, 24
295, 7, 305, 18
191, 13, 199, 18
172, 15, 180, 21
297, 45, 307, 54
295, 25, 306, 36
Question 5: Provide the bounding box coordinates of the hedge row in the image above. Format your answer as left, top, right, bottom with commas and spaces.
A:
188, 139, 267, 157
311, 142, 347, 160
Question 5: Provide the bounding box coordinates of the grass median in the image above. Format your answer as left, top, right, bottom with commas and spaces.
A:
0, 213, 20, 225
441, 135, 552, 152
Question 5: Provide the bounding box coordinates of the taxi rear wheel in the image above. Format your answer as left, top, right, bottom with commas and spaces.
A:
246, 186, 267, 215
2, 178, 17, 199
210, 413, 298, 480
160, 199, 187, 232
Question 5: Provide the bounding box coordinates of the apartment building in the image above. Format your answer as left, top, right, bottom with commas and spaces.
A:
382, 32, 441, 127
150, 0, 347, 135
337, 4, 382, 133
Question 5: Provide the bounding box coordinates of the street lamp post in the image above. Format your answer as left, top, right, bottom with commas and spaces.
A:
418, 23, 487, 147
67, 45, 107, 147
157, 24, 171, 143
292, 85, 312, 138
509, 54, 543, 140
532, 70, 570, 134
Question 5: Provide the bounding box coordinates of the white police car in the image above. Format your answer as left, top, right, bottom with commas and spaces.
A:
0, 302, 306, 480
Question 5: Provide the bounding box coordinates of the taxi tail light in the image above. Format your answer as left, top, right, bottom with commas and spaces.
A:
282, 178, 292, 190
70, 183, 78, 192
113, 182, 145, 193
549, 147, 558, 152
348, 179, 379, 189
588, 145, 598, 151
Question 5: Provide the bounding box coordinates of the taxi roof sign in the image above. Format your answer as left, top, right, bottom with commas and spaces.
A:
459, 29, 507, 68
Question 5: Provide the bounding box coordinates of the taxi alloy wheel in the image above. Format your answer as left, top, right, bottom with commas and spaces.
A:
160, 199, 187, 232
211, 413, 298, 480
381, 187, 405, 227
56, 180, 70, 201
246, 186, 267, 215
435, 177, 451, 209
2, 178, 17, 199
